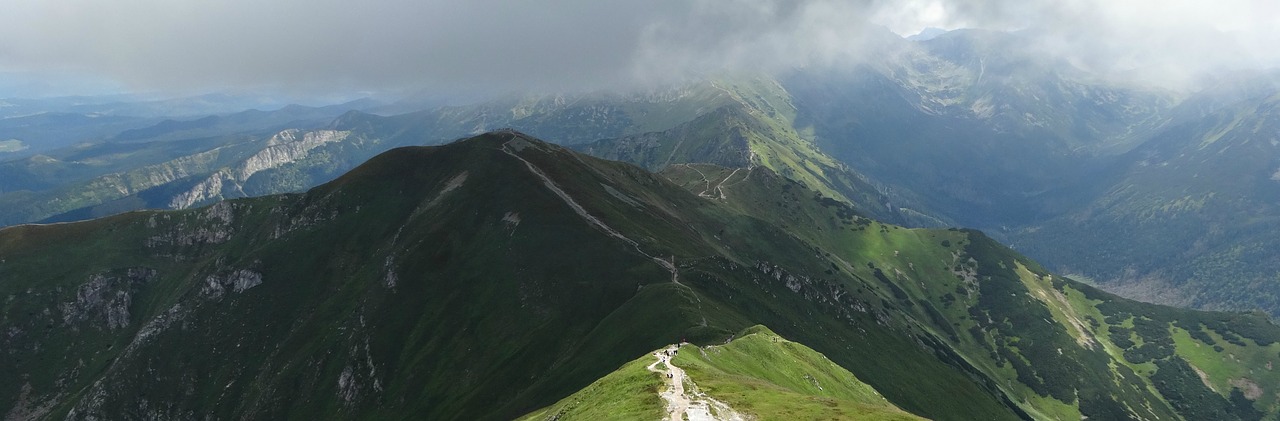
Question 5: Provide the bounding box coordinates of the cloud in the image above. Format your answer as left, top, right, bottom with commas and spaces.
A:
877, 0, 1280, 89
0, 0, 698, 95
0, 0, 1275, 97
629, 0, 885, 85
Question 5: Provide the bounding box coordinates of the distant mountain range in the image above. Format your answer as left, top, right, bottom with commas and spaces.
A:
1, 31, 1280, 418
3, 132, 1278, 419
2, 37, 1279, 319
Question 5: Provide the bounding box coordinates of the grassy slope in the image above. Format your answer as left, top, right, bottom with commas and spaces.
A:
672, 325, 922, 420
579, 78, 948, 229
514, 356, 665, 421
662, 160, 1280, 420
0, 133, 1016, 420
520, 325, 920, 421
5, 132, 1279, 420
0, 135, 719, 420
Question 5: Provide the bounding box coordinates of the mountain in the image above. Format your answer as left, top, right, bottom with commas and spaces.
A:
0, 127, 363, 226
109, 102, 367, 143
518, 325, 922, 420
3, 131, 1278, 420
0, 82, 762, 228
577, 78, 947, 228
0, 112, 153, 158
0, 94, 369, 159
1012, 73, 1280, 314
907, 27, 950, 41
780, 29, 1175, 228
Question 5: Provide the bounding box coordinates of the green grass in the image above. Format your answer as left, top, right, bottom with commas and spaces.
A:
519, 325, 921, 421
671, 326, 924, 420
516, 356, 664, 421
7, 132, 1280, 421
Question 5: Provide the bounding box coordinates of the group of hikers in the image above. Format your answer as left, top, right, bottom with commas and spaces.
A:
663, 348, 677, 379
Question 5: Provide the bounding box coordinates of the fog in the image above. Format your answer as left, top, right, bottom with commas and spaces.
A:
0, 0, 1274, 98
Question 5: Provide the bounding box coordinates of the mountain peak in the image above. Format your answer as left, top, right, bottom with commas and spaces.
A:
907, 26, 950, 41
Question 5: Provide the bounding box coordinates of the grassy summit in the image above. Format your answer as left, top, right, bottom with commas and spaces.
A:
520, 325, 920, 421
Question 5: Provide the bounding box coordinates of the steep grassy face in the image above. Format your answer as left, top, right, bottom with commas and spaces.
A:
0, 132, 1011, 420
3, 131, 1278, 420
670, 326, 923, 420
0, 134, 729, 420
661, 161, 1280, 420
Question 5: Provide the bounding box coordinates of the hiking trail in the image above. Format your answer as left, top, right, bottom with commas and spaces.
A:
645, 345, 746, 421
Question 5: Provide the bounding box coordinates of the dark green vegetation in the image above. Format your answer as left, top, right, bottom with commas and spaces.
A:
764, 30, 1280, 318
1013, 75, 1280, 314
578, 77, 947, 228
8, 34, 1280, 321
4, 132, 1279, 419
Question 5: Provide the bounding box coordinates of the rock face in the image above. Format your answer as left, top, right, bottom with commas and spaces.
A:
170, 129, 350, 209
60, 268, 157, 330
200, 269, 263, 299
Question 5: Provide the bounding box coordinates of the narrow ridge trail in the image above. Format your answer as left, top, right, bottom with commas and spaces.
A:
645, 345, 746, 421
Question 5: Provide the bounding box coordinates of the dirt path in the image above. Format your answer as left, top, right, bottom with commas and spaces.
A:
646, 345, 746, 421
680, 164, 714, 197
500, 135, 678, 283
677, 164, 749, 200
709, 168, 739, 199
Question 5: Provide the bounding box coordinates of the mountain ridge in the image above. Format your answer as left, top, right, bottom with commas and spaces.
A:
4, 131, 1279, 420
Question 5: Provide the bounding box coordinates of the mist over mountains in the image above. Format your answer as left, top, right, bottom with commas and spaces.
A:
5, 2, 1280, 419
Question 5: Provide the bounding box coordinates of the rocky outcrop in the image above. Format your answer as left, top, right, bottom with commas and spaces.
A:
60, 268, 157, 330
200, 269, 264, 299
169, 129, 350, 209
145, 201, 239, 250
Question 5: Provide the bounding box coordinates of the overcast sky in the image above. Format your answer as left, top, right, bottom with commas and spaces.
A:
0, 0, 1276, 98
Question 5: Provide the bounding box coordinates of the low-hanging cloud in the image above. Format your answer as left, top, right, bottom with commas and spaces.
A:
0, 0, 1276, 97
879, 0, 1280, 89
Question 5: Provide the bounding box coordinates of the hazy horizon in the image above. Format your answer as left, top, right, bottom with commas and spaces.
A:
1, 0, 1276, 99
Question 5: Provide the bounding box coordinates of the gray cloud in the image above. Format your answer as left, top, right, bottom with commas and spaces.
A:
878, 0, 1280, 90
0, 0, 698, 95
0, 0, 1275, 97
